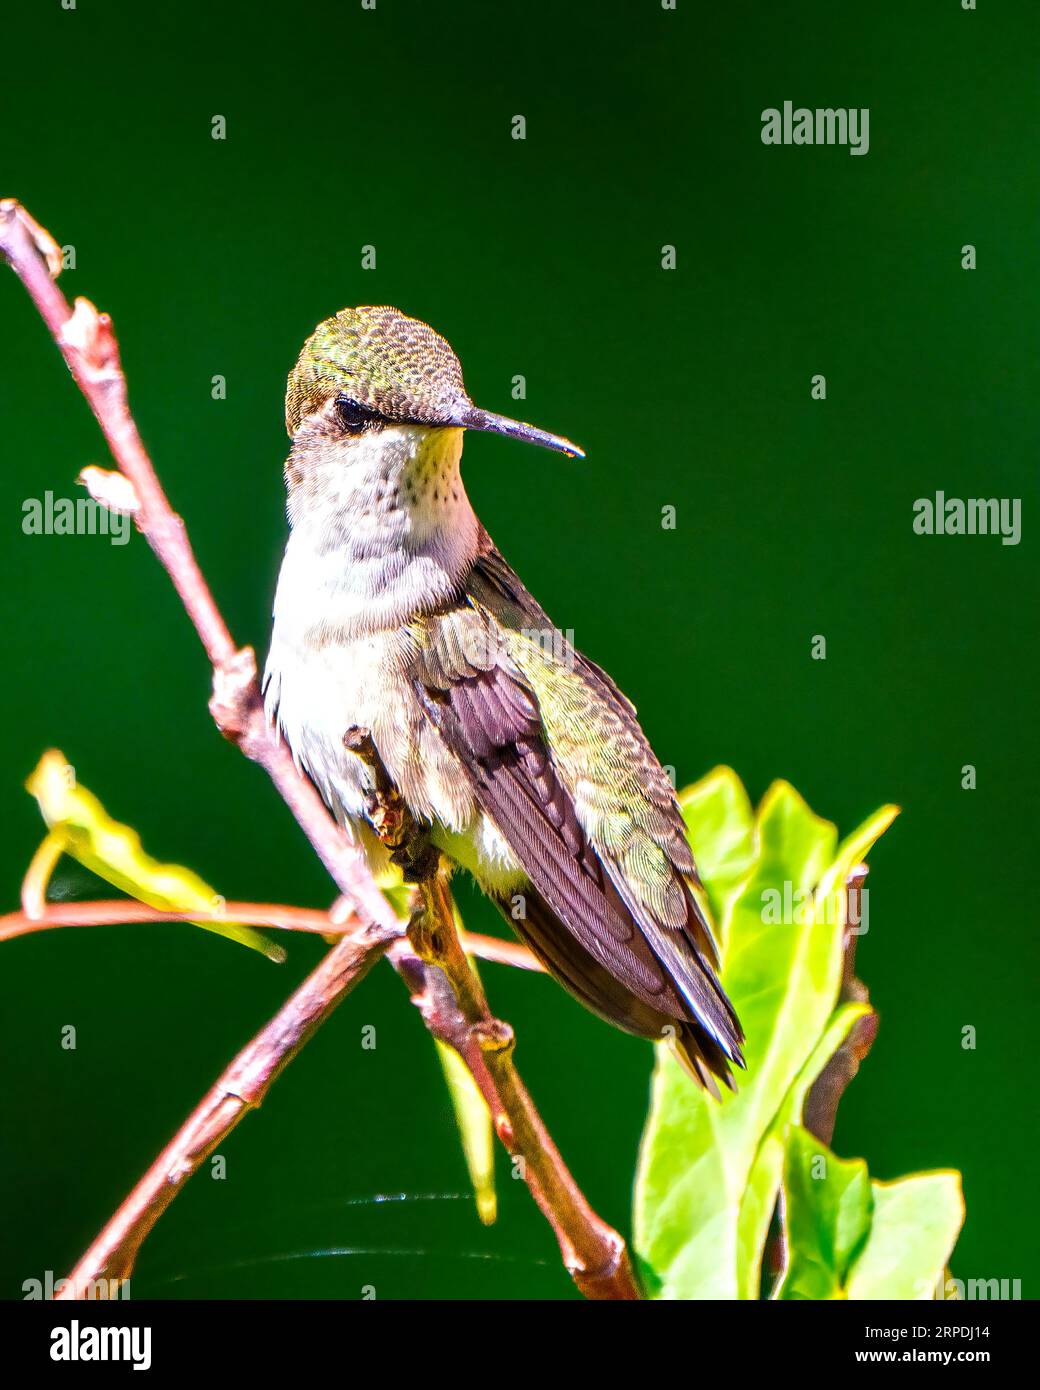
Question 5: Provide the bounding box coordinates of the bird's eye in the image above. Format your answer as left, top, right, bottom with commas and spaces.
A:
334, 396, 375, 434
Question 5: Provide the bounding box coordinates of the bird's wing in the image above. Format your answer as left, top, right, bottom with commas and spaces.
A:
409, 544, 743, 1070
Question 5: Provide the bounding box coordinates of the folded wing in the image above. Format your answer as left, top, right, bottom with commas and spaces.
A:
409, 546, 743, 1090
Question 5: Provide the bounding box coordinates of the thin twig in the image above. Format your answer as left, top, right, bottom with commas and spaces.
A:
803, 865, 878, 1144
55, 917, 386, 1299
0, 900, 345, 942
1, 199, 630, 1300
0, 898, 543, 971
402, 915, 638, 1297
459, 931, 543, 973
348, 730, 640, 1299
0, 200, 396, 938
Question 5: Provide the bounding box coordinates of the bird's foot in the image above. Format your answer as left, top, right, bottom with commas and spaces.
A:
391, 838, 439, 885
343, 724, 436, 878
406, 905, 442, 963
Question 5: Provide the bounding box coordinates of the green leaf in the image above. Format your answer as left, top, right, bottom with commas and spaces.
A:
774, 1126, 873, 1300
435, 1039, 496, 1226
775, 1126, 964, 1300
738, 1001, 870, 1299
25, 749, 283, 961
847, 1172, 965, 1300
633, 769, 897, 1299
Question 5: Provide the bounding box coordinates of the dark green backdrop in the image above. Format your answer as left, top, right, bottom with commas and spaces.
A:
1, 0, 1035, 1299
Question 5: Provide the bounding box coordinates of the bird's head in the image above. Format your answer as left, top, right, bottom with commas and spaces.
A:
285, 306, 584, 459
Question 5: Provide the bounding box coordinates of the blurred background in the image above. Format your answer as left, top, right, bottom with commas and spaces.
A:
0, 0, 1036, 1298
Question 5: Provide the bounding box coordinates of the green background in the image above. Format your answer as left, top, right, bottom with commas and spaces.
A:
1, 0, 1035, 1299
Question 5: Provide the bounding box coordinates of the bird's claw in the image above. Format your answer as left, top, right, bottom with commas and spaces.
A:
390, 838, 439, 884
406, 906, 442, 963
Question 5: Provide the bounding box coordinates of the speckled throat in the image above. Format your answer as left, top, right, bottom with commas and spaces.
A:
275, 412, 482, 645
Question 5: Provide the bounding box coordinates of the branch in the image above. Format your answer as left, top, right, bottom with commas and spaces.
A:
394, 926, 638, 1297
458, 931, 543, 973
346, 728, 640, 1299
803, 864, 879, 1144
0, 899, 347, 943
54, 918, 386, 1299
1, 199, 631, 1300
0, 898, 543, 970
0, 199, 397, 939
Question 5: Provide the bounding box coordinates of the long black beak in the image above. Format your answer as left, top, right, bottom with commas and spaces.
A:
455, 404, 585, 459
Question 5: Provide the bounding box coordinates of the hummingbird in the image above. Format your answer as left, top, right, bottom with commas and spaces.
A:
264, 307, 743, 1092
